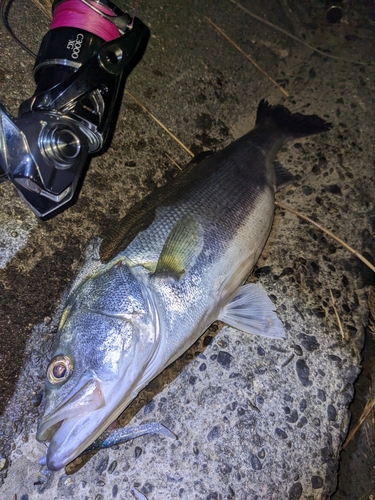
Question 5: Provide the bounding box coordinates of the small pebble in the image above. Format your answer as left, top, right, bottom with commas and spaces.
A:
299, 334, 320, 352
275, 428, 287, 439
288, 482, 303, 500
0, 458, 8, 471
317, 390, 326, 402
217, 351, 233, 369
108, 461, 117, 474
250, 454, 262, 470
299, 399, 307, 412
95, 456, 109, 475
311, 476, 323, 489
294, 345, 303, 356
297, 417, 308, 428
43, 316, 52, 325
327, 405, 337, 421
295, 359, 312, 387
286, 410, 298, 424
254, 266, 271, 277
207, 426, 221, 442
206, 493, 219, 500
302, 185, 313, 195
256, 395, 264, 406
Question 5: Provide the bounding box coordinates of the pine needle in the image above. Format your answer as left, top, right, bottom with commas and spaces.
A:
329, 289, 346, 340
229, 0, 367, 65
276, 201, 375, 274
125, 90, 194, 158
205, 17, 289, 97
357, 483, 375, 500
164, 152, 182, 171
368, 286, 375, 340
31, 0, 52, 19
342, 398, 375, 449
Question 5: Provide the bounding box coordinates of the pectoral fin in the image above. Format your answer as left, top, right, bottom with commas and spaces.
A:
154, 215, 203, 280
218, 283, 286, 339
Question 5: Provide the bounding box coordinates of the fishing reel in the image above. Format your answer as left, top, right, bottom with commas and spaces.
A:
0, 0, 149, 218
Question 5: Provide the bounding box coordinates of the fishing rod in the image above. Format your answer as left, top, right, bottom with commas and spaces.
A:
0, 0, 149, 218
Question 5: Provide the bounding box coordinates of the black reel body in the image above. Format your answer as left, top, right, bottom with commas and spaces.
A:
0, 0, 149, 217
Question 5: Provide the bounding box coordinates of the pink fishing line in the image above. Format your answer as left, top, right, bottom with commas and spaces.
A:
51, 0, 119, 41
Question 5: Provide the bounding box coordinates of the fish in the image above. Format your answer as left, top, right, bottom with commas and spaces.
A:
36, 99, 331, 470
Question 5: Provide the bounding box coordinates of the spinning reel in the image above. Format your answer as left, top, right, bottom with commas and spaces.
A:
0, 0, 149, 217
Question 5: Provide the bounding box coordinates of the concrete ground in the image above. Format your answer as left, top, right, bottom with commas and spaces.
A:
0, 0, 374, 499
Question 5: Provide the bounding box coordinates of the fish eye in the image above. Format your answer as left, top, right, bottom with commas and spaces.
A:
46, 355, 73, 384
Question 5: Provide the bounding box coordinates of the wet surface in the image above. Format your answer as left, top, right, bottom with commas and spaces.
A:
0, 0, 375, 498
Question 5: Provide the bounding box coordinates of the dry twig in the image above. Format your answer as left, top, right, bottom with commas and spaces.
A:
205, 17, 289, 97
229, 0, 367, 65
164, 153, 182, 171
329, 289, 346, 340
276, 201, 375, 274
368, 286, 375, 340
125, 90, 194, 158
31, 0, 52, 18
342, 398, 375, 449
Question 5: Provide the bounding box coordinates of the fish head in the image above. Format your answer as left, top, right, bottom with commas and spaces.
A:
36, 259, 161, 470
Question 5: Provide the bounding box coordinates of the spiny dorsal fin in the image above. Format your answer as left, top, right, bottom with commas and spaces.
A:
154, 214, 203, 280
100, 153, 217, 264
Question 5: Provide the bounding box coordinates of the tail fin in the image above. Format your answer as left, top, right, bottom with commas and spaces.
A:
256, 99, 332, 137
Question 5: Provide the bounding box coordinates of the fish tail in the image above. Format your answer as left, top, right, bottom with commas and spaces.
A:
256, 99, 332, 137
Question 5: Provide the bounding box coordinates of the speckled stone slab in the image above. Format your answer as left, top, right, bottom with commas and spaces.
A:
0, 268, 367, 499
0, 0, 374, 499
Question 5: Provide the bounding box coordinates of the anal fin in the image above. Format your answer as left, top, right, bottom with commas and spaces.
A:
218, 283, 286, 339
273, 161, 295, 192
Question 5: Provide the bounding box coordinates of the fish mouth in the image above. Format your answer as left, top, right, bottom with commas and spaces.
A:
37, 377, 104, 441
37, 376, 106, 470
36, 371, 141, 471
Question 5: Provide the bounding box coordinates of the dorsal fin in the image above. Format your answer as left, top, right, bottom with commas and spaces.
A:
99, 152, 218, 263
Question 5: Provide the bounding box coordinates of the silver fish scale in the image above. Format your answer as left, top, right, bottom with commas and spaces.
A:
123, 136, 271, 266
117, 135, 276, 368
